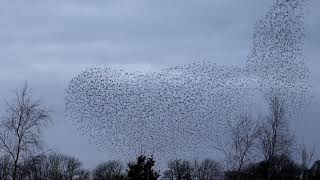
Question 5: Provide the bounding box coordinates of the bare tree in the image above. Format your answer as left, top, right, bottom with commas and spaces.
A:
192, 159, 222, 180
299, 143, 316, 179
0, 154, 12, 180
92, 160, 125, 180
0, 83, 51, 180
76, 169, 90, 180
163, 159, 192, 180
215, 114, 261, 174
47, 153, 89, 180
62, 155, 83, 180
19, 154, 48, 180
255, 95, 296, 180
46, 153, 64, 180
258, 96, 294, 162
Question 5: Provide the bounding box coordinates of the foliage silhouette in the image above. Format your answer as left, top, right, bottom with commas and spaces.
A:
127, 155, 160, 180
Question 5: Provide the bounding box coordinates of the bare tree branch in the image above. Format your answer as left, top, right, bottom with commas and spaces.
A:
0, 82, 51, 180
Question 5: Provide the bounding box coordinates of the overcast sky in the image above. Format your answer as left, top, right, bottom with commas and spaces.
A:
0, 0, 319, 168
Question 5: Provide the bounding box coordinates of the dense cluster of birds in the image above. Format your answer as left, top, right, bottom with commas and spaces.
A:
65, 62, 259, 160
65, 0, 310, 162
247, 0, 310, 113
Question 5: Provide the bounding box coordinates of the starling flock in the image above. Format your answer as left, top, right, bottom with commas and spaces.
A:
65, 0, 310, 162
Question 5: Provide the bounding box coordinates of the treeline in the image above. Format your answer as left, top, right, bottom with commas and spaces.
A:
0, 153, 89, 180
0, 153, 221, 180
0, 84, 319, 180
1, 152, 320, 180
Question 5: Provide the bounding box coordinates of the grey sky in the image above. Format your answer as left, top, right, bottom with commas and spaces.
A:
0, 0, 319, 168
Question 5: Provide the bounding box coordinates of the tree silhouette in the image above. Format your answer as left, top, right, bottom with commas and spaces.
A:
163, 159, 192, 180
93, 160, 125, 180
0, 82, 51, 180
127, 155, 160, 180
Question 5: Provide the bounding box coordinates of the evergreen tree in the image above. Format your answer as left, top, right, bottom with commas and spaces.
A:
127, 155, 160, 180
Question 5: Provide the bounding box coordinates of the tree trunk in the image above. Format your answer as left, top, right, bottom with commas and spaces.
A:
12, 163, 17, 180
13, 139, 21, 180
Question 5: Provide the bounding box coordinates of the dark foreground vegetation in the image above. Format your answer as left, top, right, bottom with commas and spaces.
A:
1, 151, 320, 180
